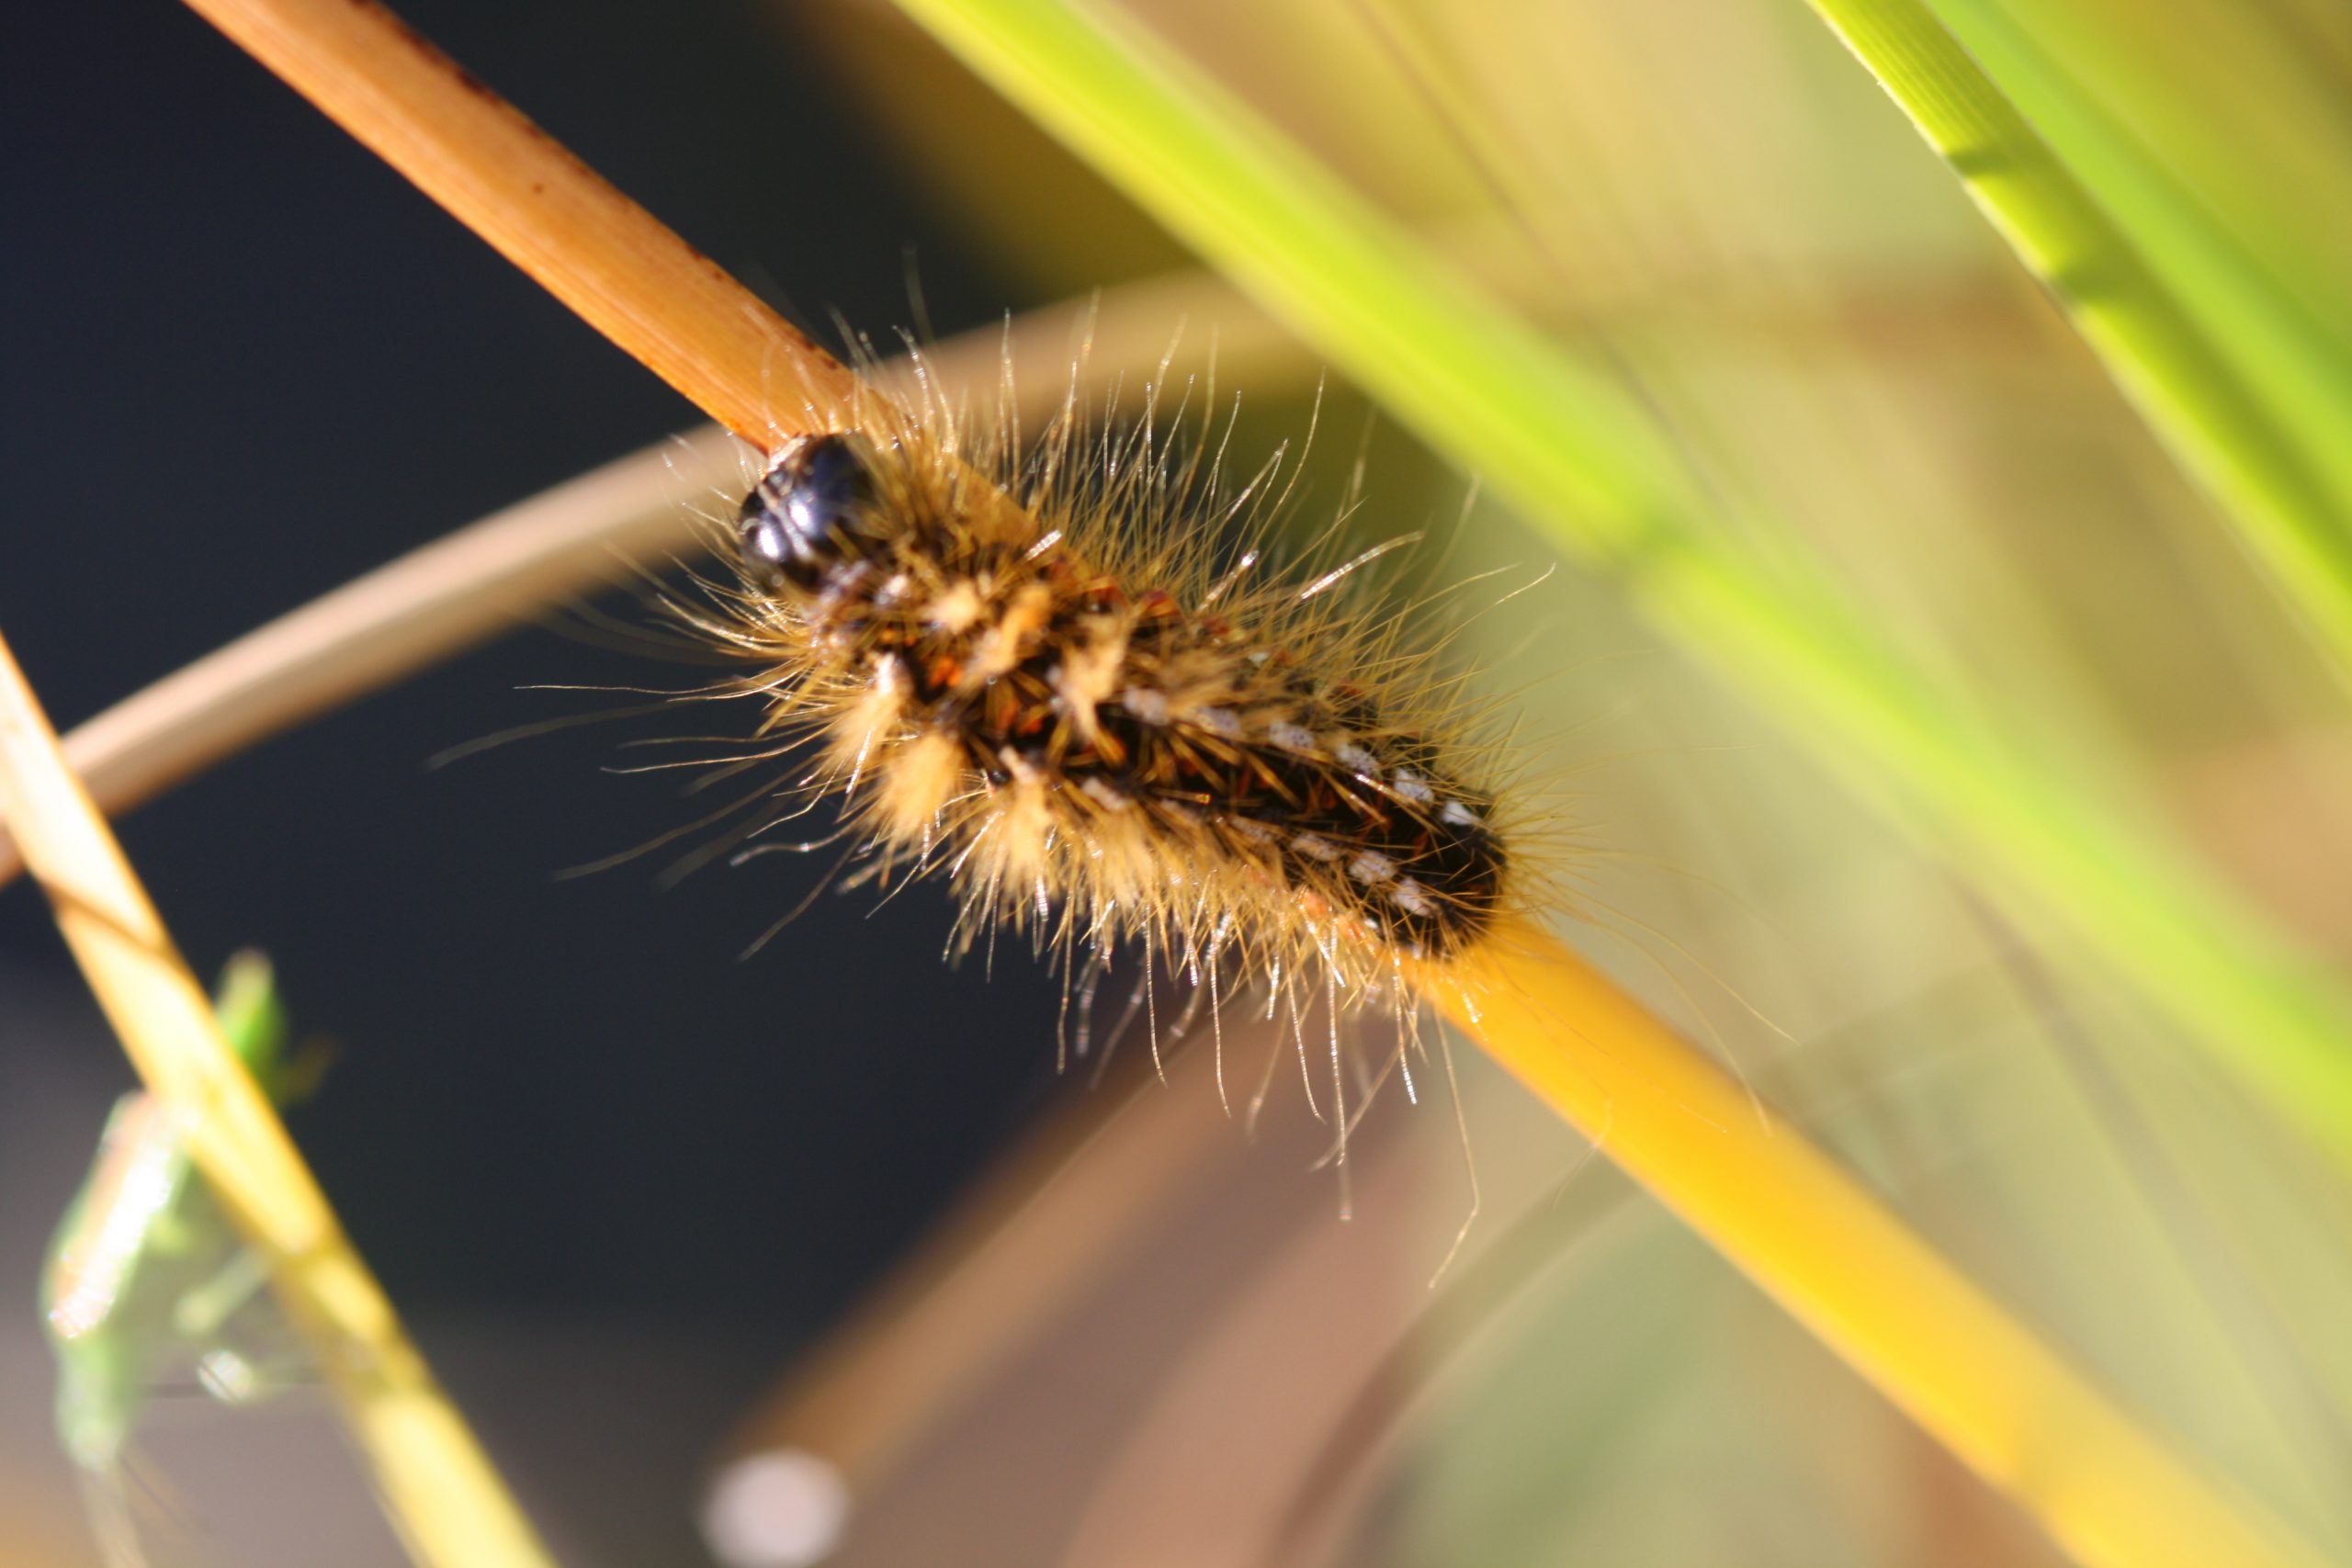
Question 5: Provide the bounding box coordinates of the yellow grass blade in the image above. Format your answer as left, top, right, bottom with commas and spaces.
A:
0, 626, 558, 1568
1424, 915, 2325, 1568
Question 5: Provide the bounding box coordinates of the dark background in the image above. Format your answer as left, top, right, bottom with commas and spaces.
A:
4, 0, 1103, 1554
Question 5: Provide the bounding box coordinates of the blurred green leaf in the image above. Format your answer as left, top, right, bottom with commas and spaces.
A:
1802, 0, 2352, 681
882, 0, 2352, 1166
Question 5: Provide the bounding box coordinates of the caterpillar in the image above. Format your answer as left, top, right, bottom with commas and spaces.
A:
662, 365, 1521, 1051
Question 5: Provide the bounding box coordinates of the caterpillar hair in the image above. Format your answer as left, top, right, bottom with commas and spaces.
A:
654, 343, 1537, 1086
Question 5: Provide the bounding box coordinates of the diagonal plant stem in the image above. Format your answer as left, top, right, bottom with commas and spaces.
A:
0, 628, 558, 1568
0, 426, 741, 892
164, 1, 2335, 1563
1426, 916, 2324, 1568
178, 0, 859, 445
876, 0, 2352, 1176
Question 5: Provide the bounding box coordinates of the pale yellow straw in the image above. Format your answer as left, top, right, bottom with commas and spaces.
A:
0, 627, 558, 1568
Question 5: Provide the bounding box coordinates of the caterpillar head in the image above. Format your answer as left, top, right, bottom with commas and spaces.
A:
737, 433, 884, 592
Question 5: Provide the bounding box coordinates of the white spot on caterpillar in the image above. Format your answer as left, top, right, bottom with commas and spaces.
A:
1292, 833, 1341, 863
1268, 721, 1316, 751
1051, 623, 1131, 731
1080, 775, 1135, 811
1194, 705, 1243, 739
1337, 742, 1379, 774
1120, 686, 1170, 724
996, 746, 1046, 784
1388, 769, 1435, 804
1441, 799, 1483, 829
929, 581, 987, 633
969, 583, 1055, 682
1348, 851, 1396, 886
1389, 878, 1436, 918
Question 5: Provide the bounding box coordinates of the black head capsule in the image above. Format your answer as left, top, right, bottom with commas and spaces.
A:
738, 434, 881, 592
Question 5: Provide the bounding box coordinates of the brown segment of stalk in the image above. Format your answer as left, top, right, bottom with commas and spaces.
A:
178, 0, 861, 444
182, 0, 1072, 546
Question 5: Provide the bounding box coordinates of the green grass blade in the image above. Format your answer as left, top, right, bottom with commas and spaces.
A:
1928, 0, 2352, 505
881, 0, 2352, 1162
1800, 0, 2352, 683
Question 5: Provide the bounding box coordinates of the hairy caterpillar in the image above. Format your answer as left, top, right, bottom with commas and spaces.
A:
653, 358, 1530, 1071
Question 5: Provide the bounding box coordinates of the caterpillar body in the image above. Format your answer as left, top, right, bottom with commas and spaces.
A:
677, 381, 1515, 1030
